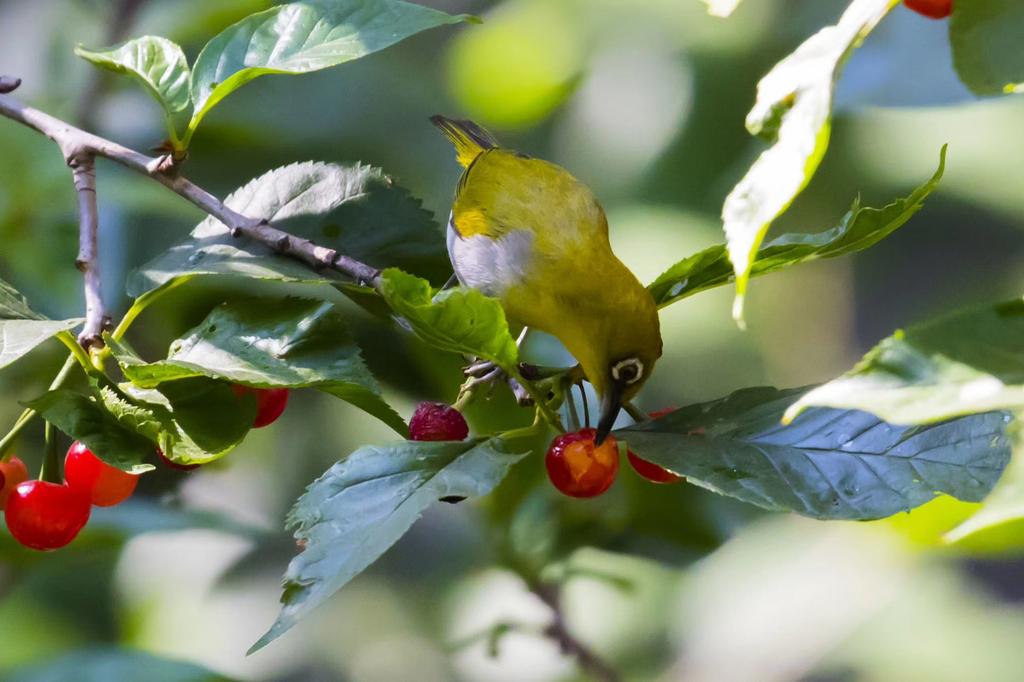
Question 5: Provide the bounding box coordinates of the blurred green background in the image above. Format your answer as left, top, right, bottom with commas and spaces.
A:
2, 0, 1024, 680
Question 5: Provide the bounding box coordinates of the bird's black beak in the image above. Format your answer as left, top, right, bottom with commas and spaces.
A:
595, 382, 624, 446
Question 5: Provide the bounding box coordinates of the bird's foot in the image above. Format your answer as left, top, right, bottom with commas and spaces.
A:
460, 364, 504, 395
464, 360, 497, 379
460, 360, 534, 406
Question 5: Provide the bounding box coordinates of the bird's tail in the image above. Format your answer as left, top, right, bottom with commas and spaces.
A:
430, 115, 498, 167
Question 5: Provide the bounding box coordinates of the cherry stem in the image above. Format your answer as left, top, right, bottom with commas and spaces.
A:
564, 389, 581, 432
510, 367, 564, 432
452, 385, 474, 413
55, 331, 100, 376
578, 383, 591, 428
497, 413, 547, 443
0, 354, 77, 461
40, 420, 60, 483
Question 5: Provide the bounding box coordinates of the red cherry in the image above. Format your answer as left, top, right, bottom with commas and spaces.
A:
64, 441, 139, 507
4, 480, 91, 550
545, 428, 619, 498
156, 448, 200, 471
0, 456, 29, 509
627, 450, 683, 484
409, 402, 469, 441
903, 0, 952, 19
232, 385, 290, 428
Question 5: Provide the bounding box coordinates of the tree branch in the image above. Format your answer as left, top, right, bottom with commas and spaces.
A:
69, 152, 110, 348
0, 80, 382, 289
530, 581, 621, 682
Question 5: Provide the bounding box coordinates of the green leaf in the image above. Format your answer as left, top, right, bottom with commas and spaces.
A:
187, 0, 473, 137
0, 278, 45, 320
945, 447, 1024, 550
93, 382, 168, 445
102, 371, 257, 467
950, 0, 1024, 95
615, 386, 1011, 521
0, 320, 83, 370
0, 277, 82, 370
75, 36, 191, 141
377, 268, 519, 371
251, 437, 525, 652
785, 299, 1024, 425
127, 161, 447, 299
8, 648, 231, 682
56, 359, 256, 468
650, 146, 945, 308
23, 390, 156, 474
723, 0, 897, 323
110, 298, 406, 435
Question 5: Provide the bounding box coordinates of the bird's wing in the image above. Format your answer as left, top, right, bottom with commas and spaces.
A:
432, 115, 510, 240
431, 115, 607, 245
453, 149, 606, 245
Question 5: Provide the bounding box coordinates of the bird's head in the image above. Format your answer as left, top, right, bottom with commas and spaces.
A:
565, 283, 663, 446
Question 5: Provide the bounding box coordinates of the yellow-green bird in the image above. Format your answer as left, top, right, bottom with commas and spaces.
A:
431, 116, 663, 443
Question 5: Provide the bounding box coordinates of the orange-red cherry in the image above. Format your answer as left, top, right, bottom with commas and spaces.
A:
648, 407, 677, 420
232, 386, 290, 428
904, 0, 952, 19
627, 450, 683, 484
0, 456, 29, 509
4, 480, 91, 550
157, 448, 200, 471
64, 441, 139, 507
545, 428, 619, 498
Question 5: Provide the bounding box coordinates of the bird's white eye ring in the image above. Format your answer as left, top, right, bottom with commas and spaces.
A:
611, 358, 643, 385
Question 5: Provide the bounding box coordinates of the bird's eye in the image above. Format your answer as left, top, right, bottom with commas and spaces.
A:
611, 358, 643, 385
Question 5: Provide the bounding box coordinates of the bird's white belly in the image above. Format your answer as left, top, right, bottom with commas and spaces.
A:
447, 215, 534, 296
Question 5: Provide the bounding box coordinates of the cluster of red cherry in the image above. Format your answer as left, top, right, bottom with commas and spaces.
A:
904, 0, 951, 19
410, 402, 683, 498
0, 386, 289, 551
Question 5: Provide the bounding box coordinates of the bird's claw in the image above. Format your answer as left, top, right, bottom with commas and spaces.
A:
460, 365, 505, 396
460, 360, 534, 406
464, 360, 496, 378
511, 380, 533, 406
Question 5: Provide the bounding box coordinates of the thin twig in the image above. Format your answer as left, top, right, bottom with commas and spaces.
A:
529, 581, 621, 682
70, 0, 143, 347
69, 152, 110, 348
0, 84, 381, 287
